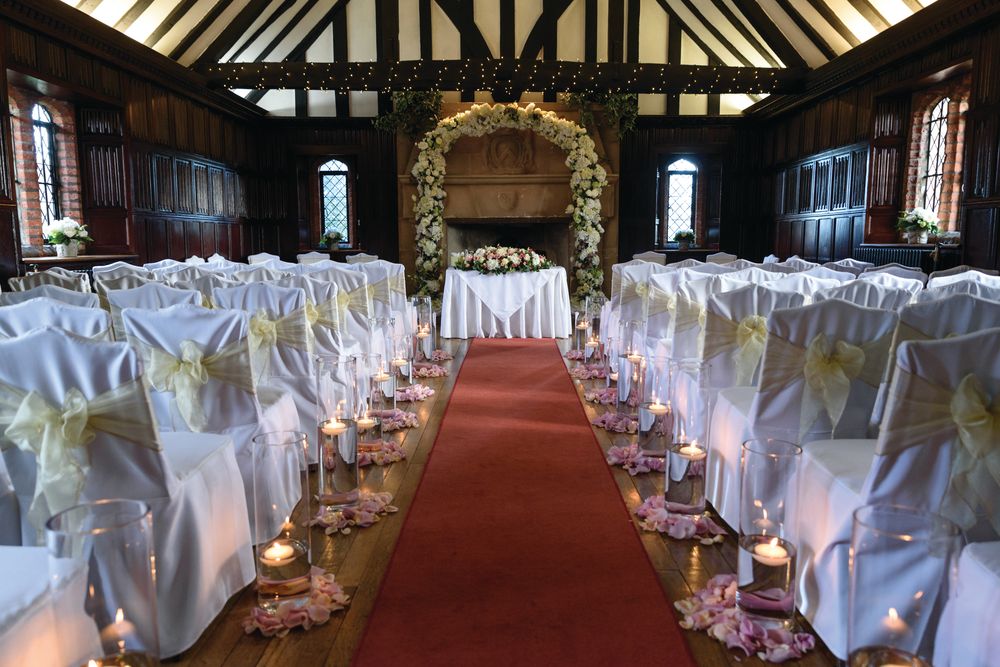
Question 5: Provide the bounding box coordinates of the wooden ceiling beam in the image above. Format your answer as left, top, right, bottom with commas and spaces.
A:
434, 0, 493, 58
846, 0, 891, 31
194, 0, 274, 67
113, 0, 154, 31
739, 0, 808, 68
228, 0, 296, 62
169, 0, 239, 61
655, 0, 732, 69
706, 0, 781, 67
519, 0, 574, 61
772, 0, 839, 60
801, 0, 861, 47
673, 0, 755, 67
143, 0, 200, 47
203, 59, 807, 95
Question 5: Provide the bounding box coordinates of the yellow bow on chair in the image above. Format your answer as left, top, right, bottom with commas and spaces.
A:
948, 374, 1000, 531
148, 340, 211, 431
802, 333, 866, 435
734, 315, 768, 386
645, 285, 676, 318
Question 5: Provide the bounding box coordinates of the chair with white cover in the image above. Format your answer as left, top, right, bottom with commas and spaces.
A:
296, 264, 372, 355
0, 298, 112, 341
707, 300, 898, 529
936, 541, 1000, 667
918, 279, 1000, 303
666, 258, 703, 269
723, 258, 759, 270
356, 259, 408, 324
797, 328, 1000, 658
299, 259, 341, 273
702, 285, 806, 517
857, 270, 925, 299
211, 283, 315, 436
201, 258, 246, 276
813, 280, 913, 311
171, 273, 240, 308
823, 258, 874, 276
8, 267, 90, 293
929, 264, 999, 280
0, 328, 254, 657
682, 262, 741, 276
631, 251, 666, 264
91, 261, 150, 282
162, 265, 211, 285
346, 252, 378, 264
763, 254, 779, 263
248, 252, 280, 265
801, 266, 855, 282
718, 266, 783, 288
0, 284, 99, 308
262, 258, 300, 272
782, 257, 820, 271
297, 251, 329, 265
122, 304, 301, 536
759, 262, 801, 274
766, 273, 844, 302
206, 253, 228, 264
927, 266, 1000, 289
706, 251, 737, 264
185, 255, 207, 265
606, 260, 650, 340
618, 261, 673, 323
93, 273, 155, 309
273, 275, 343, 357
863, 263, 927, 284
231, 266, 287, 283
106, 282, 201, 340
143, 258, 184, 272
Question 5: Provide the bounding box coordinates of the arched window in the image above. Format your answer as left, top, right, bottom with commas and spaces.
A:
658, 158, 698, 246
318, 158, 353, 246
919, 97, 949, 214
31, 103, 60, 226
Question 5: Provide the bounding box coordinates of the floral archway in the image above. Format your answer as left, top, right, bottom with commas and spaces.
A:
410, 103, 607, 302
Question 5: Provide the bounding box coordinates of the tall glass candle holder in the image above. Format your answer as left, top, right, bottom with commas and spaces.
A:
638, 364, 671, 457
586, 293, 607, 337
848, 505, 960, 667
737, 438, 801, 626
390, 333, 413, 389
316, 355, 360, 510
572, 309, 590, 360
410, 295, 434, 359
604, 336, 618, 387
617, 320, 647, 418
252, 431, 313, 613
46, 499, 159, 666
356, 412, 385, 493
369, 316, 396, 365
356, 352, 392, 412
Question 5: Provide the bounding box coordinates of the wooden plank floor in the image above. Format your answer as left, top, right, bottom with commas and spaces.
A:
172, 338, 837, 666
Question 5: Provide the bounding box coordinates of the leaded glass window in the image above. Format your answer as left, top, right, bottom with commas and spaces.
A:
657, 158, 698, 246
31, 104, 60, 227
319, 158, 351, 245
919, 97, 949, 214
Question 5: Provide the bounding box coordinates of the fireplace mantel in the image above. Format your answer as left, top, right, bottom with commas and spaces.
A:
446, 217, 572, 226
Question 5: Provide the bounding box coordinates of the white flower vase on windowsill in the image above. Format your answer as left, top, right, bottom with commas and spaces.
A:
905, 230, 929, 245
677, 240, 691, 251
55, 240, 80, 257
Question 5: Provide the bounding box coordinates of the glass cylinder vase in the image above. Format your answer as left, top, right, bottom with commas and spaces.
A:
390, 333, 413, 389
356, 413, 385, 493
737, 438, 801, 626
356, 352, 393, 413
572, 309, 590, 360
603, 336, 618, 387
638, 363, 671, 457
847, 505, 960, 667
46, 499, 159, 666
410, 295, 434, 359
316, 355, 360, 510
617, 320, 647, 418
252, 431, 312, 614
369, 316, 396, 366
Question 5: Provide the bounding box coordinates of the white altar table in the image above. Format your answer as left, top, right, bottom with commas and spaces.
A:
440, 267, 572, 339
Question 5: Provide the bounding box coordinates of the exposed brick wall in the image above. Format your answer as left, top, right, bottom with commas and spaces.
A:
903, 73, 971, 232
7, 85, 83, 247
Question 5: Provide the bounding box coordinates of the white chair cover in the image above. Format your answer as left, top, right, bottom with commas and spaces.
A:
261, 258, 299, 271
356, 259, 408, 324
0, 284, 98, 308
723, 259, 760, 270
170, 274, 240, 308
782, 257, 820, 271
813, 280, 914, 311
864, 264, 927, 284
0, 298, 112, 341
823, 258, 874, 276
9, 267, 90, 293
927, 269, 1000, 289
618, 262, 673, 322
200, 259, 246, 276
231, 266, 287, 283
297, 251, 329, 265
760, 262, 801, 274
107, 282, 202, 340
681, 263, 741, 276
857, 270, 925, 297
718, 266, 783, 287
93, 274, 155, 310
918, 279, 1000, 303
936, 541, 1000, 667
301, 264, 373, 355
666, 258, 703, 269
142, 258, 184, 272
801, 266, 855, 282
631, 251, 666, 264
346, 252, 379, 264
206, 253, 228, 263
185, 255, 206, 265
122, 304, 301, 537
274, 275, 343, 357
766, 273, 844, 301
930, 264, 999, 279
0, 328, 253, 657
91, 261, 150, 281
763, 254, 779, 263
163, 265, 211, 284
706, 251, 737, 264
248, 252, 280, 265
673, 276, 728, 360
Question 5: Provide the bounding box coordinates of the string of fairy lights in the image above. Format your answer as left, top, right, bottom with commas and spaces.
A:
201, 59, 803, 95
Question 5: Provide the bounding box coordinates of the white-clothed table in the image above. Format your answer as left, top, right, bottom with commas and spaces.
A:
440, 267, 571, 339
0, 547, 101, 667
936, 542, 1000, 667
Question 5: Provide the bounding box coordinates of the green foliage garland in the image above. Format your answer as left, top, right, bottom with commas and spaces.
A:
374, 91, 444, 141
563, 92, 639, 135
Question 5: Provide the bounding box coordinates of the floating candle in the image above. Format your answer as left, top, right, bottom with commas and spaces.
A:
357, 415, 377, 430
98, 608, 137, 648
374, 371, 391, 382
677, 442, 706, 461
647, 400, 669, 416
391, 357, 408, 368
882, 607, 908, 635
626, 353, 643, 364
576, 321, 590, 330
260, 540, 296, 566
609, 371, 619, 382
752, 537, 790, 567
416, 331, 430, 339
321, 418, 346, 436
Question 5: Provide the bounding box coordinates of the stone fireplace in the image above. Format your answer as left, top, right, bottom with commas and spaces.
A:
396, 102, 619, 293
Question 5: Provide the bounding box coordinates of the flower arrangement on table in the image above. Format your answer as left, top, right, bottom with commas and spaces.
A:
320, 230, 344, 248
452, 246, 553, 275
42, 217, 93, 257
674, 229, 696, 250
896, 208, 940, 244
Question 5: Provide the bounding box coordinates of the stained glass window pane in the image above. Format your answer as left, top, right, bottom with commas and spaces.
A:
320, 158, 349, 172
668, 158, 698, 172
920, 97, 949, 215
666, 174, 695, 240
321, 173, 349, 243
31, 104, 59, 227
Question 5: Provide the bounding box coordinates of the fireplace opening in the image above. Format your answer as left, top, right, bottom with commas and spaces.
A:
446, 218, 572, 271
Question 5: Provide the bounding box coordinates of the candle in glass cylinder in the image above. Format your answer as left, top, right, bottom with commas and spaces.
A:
391, 357, 408, 368
585, 336, 600, 349
260, 540, 296, 566
415, 325, 430, 340
374, 364, 391, 383
626, 352, 643, 364
321, 417, 346, 436
677, 440, 706, 461
357, 414, 377, 430
576, 320, 590, 331
647, 398, 669, 416
882, 607, 908, 635
98, 608, 137, 648
752, 537, 791, 567
609, 370, 619, 382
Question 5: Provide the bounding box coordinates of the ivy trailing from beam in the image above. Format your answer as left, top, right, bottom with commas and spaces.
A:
374, 91, 444, 141
562, 92, 639, 136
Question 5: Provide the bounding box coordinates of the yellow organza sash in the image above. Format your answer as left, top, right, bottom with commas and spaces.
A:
703, 311, 768, 386
336, 284, 374, 321
645, 282, 677, 319
249, 308, 313, 382
763, 332, 891, 438
878, 370, 1000, 533
305, 297, 340, 332
369, 274, 406, 306
142, 338, 254, 432
0, 378, 159, 538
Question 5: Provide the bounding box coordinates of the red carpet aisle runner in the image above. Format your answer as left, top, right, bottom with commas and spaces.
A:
354, 339, 696, 666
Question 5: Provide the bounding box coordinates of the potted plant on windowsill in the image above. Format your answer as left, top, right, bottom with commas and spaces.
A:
896, 208, 939, 245
319, 230, 344, 249
42, 217, 93, 258
674, 229, 696, 251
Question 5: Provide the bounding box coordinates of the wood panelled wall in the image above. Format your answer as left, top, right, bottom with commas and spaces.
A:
0, 7, 286, 282
619, 118, 736, 262
746, 14, 1000, 267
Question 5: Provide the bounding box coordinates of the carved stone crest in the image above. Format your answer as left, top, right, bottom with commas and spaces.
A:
486, 129, 534, 174
496, 190, 519, 211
